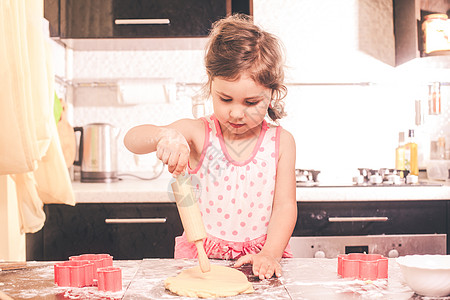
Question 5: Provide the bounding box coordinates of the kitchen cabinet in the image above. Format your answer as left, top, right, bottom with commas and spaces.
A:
291, 200, 448, 257
113, 0, 224, 38
26, 203, 183, 261
45, 0, 252, 40
61, 0, 226, 38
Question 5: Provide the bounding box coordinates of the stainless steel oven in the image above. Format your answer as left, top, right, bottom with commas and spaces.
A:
290, 234, 446, 258
289, 200, 447, 258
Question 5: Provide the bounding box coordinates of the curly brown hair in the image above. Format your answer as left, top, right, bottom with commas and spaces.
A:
203, 14, 287, 122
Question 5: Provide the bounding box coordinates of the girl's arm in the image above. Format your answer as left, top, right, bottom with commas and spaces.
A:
235, 128, 297, 279
124, 118, 204, 176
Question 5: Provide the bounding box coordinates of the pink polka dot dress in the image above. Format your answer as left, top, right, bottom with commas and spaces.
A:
174, 115, 293, 260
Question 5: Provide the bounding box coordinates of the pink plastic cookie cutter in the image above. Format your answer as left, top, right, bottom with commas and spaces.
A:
54, 260, 95, 287
338, 253, 388, 280
54, 254, 114, 287
97, 267, 122, 292
69, 254, 113, 280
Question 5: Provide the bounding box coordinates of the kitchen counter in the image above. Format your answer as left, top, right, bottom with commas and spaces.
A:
0, 258, 421, 299
71, 177, 450, 203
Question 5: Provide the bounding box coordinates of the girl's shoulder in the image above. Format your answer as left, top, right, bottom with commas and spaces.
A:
278, 127, 295, 153
266, 123, 294, 144
264, 123, 295, 156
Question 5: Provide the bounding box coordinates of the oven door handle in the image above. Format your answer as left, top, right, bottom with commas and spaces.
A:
328, 216, 389, 222
105, 218, 167, 224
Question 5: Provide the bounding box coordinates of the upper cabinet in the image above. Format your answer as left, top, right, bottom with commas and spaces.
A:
394, 0, 450, 66
44, 0, 252, 49
63, 0, 226, 38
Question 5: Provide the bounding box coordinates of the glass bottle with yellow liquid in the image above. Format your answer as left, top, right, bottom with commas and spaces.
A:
404, 129, 418, 176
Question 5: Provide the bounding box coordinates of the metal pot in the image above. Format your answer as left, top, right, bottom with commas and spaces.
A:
74, 123, 120, 183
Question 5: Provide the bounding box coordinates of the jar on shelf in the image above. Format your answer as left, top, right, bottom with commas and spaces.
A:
422, 14, 450, 55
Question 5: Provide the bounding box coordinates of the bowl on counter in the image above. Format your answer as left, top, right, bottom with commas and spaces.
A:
396, 255, 450, 297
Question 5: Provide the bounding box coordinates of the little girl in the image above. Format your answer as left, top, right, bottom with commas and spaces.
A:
124, 14, 297, 280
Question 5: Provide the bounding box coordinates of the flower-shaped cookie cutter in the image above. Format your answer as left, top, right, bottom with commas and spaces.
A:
97, 266, 122, 292
338, 253, 388, 280
54, 254, 114, 287
69, 254, 113, 280
54, 260, 95, 287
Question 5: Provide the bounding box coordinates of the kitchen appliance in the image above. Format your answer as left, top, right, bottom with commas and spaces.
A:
292, 169, 447, 258
74, 123, 120, 183
295, 169, 321, 186
295, 168, 443, 187
290, 234, 446, 258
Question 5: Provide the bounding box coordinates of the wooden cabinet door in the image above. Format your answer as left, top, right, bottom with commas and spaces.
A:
57, 0, 226, 38
60, 0, 114, 38
26, 203, 183, 260
113, 0, 227, 37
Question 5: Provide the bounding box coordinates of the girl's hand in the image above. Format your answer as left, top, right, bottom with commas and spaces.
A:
234, 253, 282, 280
156, 129, 190, 176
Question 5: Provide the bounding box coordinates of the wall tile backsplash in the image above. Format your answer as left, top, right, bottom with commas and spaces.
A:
53, 0, 450, 182
72, 83, 201, 178
72, 50, 206, 83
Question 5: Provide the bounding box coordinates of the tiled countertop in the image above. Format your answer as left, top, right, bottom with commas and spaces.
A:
71, 177, 450, 203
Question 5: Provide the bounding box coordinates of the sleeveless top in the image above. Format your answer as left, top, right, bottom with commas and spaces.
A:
188, 114, 280, 243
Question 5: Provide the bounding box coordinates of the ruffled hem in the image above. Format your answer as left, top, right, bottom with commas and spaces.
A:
174, 233, 293, 260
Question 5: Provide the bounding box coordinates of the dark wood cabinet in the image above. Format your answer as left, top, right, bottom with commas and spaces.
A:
45, 0, 255, 39
293, 200, 447, 237
112, 0, 226, 38
26, 203, 183, 261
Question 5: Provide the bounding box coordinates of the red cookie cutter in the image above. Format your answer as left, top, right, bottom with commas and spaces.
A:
338, 253, 388, 280
54, 260, 95, 287
54, 254, 114, 287
69, 254, 113, 280
97, 267, 122, 292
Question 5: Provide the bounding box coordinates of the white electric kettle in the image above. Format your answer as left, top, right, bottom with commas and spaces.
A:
74, 123, 120, 183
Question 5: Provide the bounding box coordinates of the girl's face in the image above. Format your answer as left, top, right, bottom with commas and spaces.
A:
211, 73, 271, 139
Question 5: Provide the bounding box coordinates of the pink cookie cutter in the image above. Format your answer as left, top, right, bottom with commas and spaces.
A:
54, 260, 95, 287
55, 254, 114, 287
97, 267, 122, 292
69, 254, 113, 281
338, 253, 388, 280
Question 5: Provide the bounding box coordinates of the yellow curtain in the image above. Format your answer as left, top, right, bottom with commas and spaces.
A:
0, 0, 75, 233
